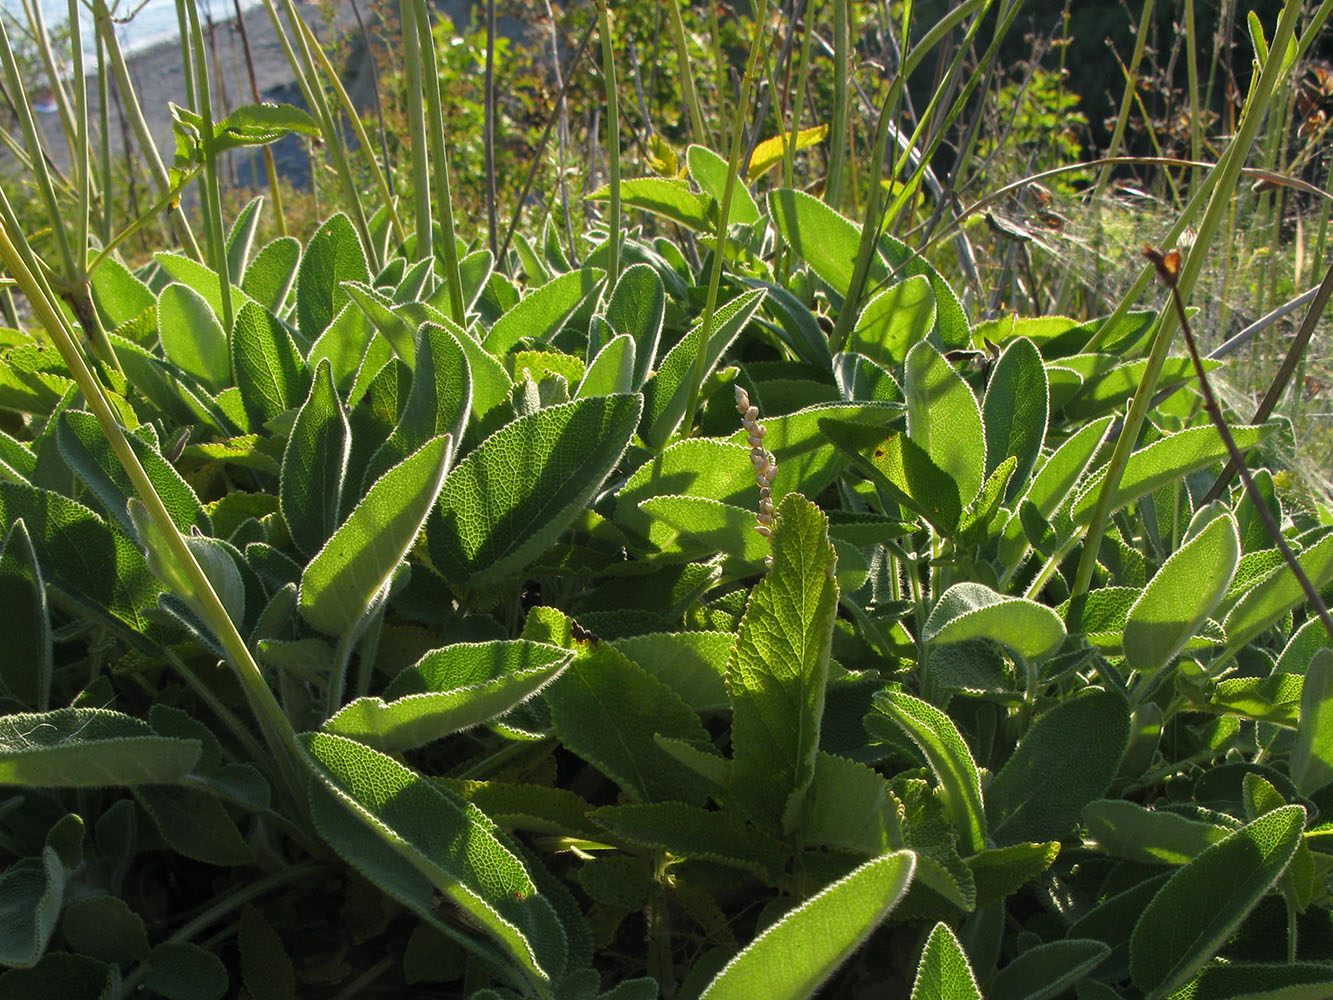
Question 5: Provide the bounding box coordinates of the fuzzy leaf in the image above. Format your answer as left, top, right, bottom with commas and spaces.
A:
698, 850, 915, 1000
482, 269, 604, 357
157, 282, 229, 391
231, 300, 309, 427
0, 709, 199, 786
1081, 799, 1232, 865
849, 275, 935, 369
982, 337, 1049, 494
1290, 649, 1333, 796
300, 434, 452, 639
924, 583, 1066, 662
911, 922, 982, 1000
296, 213, 370, 340
728, 495, 839, 831
280, 359, 350, 558
905, 340, 985, 503
430, 394, 640, 588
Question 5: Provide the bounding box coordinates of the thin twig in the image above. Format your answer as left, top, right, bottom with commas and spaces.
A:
1145, 245, 1333, 642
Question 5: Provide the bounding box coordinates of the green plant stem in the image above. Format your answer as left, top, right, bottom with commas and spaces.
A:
484, 0, 498, 257
184, 0, 234, 333
1070, 0, 1311, 608
0, 221, 309, 807
1092, 0, 1153, 204
665, 0, 708, 146
88, 165, 205, 277
1146, 245, 1333, 642
682, 0, 770, 437
232, 0, 287, 236
826, 0, 849, 208
92, 0, 203, 259
400, 0, 431, 261
595, 0, 621, 293
414, 0, 465, 323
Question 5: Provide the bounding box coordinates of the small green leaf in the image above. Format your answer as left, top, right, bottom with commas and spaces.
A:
640, 289, 764, 448
430, 394, 641, 588
157, 282, 230, 391
0, 708, 199, 786
747, 125, 828, 182
867, 691, 987, 855
135, 783, 254, 866
698, 850, 915, 1000
0, 521, 51, 709
819, 421, 961, 535
323, 640, 572, 752
924, 583, 1066, 662
1071, 424, 1270, 525
795, 751, 903, 855
1223, 533, 1333, 655
242, 236, 300, 314
60, 894, 150, 966
1129, 804, 1306, 999
280, 358, 351, 559
300, 434, 451, 639
237, 905, 296, 1000
849, 275, 935, 368
767, 188, 886, 298
688, 144, 761, 225
1290, 649, 1333, 796
302, 731, 566, 990
911, 922, 982, 1000
231, 300, 310, 427
986, 688, 1129, 845
297, 213, 370, 340
905, 340, 985, 503
142, 941, 228, 1000
982, 337, 1049, 496
608, 632, 733, 712
364, 325, 471, 487
602, 264, 664, 389
988, 939, 1110, 1000
1125, 511, 1240, 680
1081, 799, 1232, 865
592, 802, 781, 877
483, 269, 604, 357
0, 820, 78, 967
577, 334, 636, 398
589, 177, 710, 231
728, 494, 839, 831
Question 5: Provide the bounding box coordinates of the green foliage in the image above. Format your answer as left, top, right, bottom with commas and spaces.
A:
0, 1, 1329, 996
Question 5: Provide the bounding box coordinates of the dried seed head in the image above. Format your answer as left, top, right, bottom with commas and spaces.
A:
745, 405, 759, 423
755, 524, 773, 538
735, 385, 750, 413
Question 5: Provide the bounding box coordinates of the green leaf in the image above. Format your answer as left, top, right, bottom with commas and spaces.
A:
688, 144, 761, 226
698, 850, 915, 1000
242, 236, 300, 314
592, 802, 782, 877
297, 213, 370, 340
988, 939, 1110, 1000
157, 282, 229, 391
231, 300, 310, 427
602, 264, 664, 389
155, 251, 254, 325
60, 893, 150, 965
1070, 424, 1270, 525
364, 325, 470, 487
1223, 532, 1333, 655
985, 688, 1129, 845
589, 177, 710, 231
641, 289, 765, 448
795, 751, 904, 855
849, 275, 935, 369
1290, 649, 1333, 796
867, 691, 987, 854
924, 583, 1066, 662
1129, 804, 1306, 999
89, 254, 155, 330
911, 921, 982, 1000
982, 337, 1049, 495
608, 631, 733, 713
302, 732, 566, 991
323, 640, 572, 752
134, 783, 254, 865
0, 708, 199, 785
280, 358, 351, 559
1081, 799, 1232, 865
767, 188, 886, 298
639, 495, 771, 565
142, 941, 228, 1000
732, 402, 901, 505
577, 334, 636, 398
300, 434, 451, 639
58, 410, 210, 538
1166, 962, 1333, 1000
545, 631, 716, 805
968, 842, 1061, 906
0, 820, 77, 967
1125, 512, 1240, 680
225, 197, 262, 282
728, 494, 839, 831
819, 421, 960, 535
483, 269, 604, 357
237, 905, 296, 1000
905, 340, 985, 503
0, 954, 116, 997
0, 521, 51, 708
0, 482, 161, 637
429, 394, 641, 589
